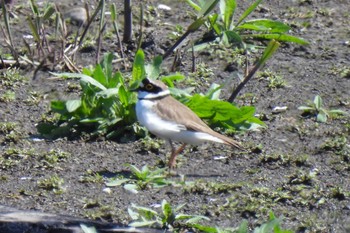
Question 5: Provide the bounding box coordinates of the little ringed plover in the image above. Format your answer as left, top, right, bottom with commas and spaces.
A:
134, 78, 243, 168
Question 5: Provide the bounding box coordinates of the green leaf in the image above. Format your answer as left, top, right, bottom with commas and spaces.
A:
198, 0, 219, 18
145, 55, 163, 79
161, 73, 185, 87
128, 220, 157, 227
328, 109, 347, 115
161, 200, 173, 223
80, 75, 107, 91
97, 87, 119, 99
222, 30, 243, 46
316, 111, 328, 123
66, 99, 82, 113
313, 95, 323, 110
208, 13, 221, 35
236, 0, 263, 26
105, 178, 130, 186
100, 53, 114, 86
220, 0, 236, 30
132, 50, 145, 82
242, 33, 309, 45
124, 183, 139, 194
188, 223, 218, 233
205, 83, 222, 100
237, 220, 249, 233
238, 19, 291, 33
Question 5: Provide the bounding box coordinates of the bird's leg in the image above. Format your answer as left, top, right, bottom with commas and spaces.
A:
168, 140, 187, 169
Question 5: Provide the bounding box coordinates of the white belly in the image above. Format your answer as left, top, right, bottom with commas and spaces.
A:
136, 99, 224, 145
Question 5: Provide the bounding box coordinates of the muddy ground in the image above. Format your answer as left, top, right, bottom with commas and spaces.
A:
0, 0, 349, 232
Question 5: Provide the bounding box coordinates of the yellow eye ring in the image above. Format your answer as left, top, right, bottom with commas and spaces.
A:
145, 83, 153, 90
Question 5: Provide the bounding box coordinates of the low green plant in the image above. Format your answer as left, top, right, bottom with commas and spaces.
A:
128, 199, 210, 231
129, 202, 292, 233
106, 164, 173, 193
37, 51, 147, 139
37, 174, 65, 194
258, 69, 287, 89
187, 0, 308, 47
0, 90, 15, 102
298, 95, 347, 123
249, 212, 293, 233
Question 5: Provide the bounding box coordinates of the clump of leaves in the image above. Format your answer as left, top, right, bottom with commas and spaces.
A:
37, 174, 65, 194
169, 81, 266, 132
188, 0, 308, 47
37, 51, 146, 139
298, 95, 347, 123
248, 211, 293, 233
258, 69, 287, 89
106, 164, 173, 193
128, 199, 210, 231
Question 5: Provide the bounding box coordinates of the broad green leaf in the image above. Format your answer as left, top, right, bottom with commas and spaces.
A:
220, 0, 236, 30
161, 73, 185, 87
329, 109, 347, 115
236, 0, 263, 26
124, 184, 139, 194
185, 215, 211, 223
188, 223, 218, 233
105, 178, 130, 186
127, 164, 143, 178
238, 19, 291, 33
187, 94, 240, 121
237, 220, 249, 233
118, 86, 129, 106
222, 30, 243, 46
205, 83, 222, 100
313, 95, 322, 110
198, 0, 219, 18
208, 13, 221, 35
101, 53, 114, 86
243, 33, 309, 45
92, 64, 108, 88
66, 99, 82, 113
316, 110, 327, 123
97, 87, 119, 99
128, 207, 139, 220
51, 100, 67, 112
145, 55, 162, 79
128, 220, 157, 227
80, 75, 107, 91
161, 200, 173, 222
132, 50, 145, 81
131, 204, 158, 216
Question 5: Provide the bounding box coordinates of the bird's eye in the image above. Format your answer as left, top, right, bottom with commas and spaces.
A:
145, 83, 153, 90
